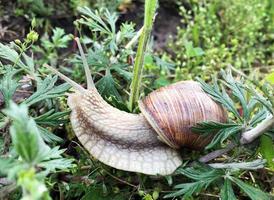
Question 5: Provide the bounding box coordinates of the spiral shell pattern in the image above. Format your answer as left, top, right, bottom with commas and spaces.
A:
139, 81, 227, 149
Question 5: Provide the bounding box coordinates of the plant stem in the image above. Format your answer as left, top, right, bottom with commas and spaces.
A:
128, 0, 157, 111
198, 143, 236, 163
240, 115, 274, 144
208, 159, 265, 170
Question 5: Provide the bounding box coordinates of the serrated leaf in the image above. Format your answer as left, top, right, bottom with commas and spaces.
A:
154, 56, 175, 72
51, 27, 72, 48
0, 67, 20, 105
206, 126, 241, 149
165, 166, 222, 198
96, 69, 121, 100
221, 70, 249, 121
196, 78, 241, 120
192, 121, 239, 134
3, 102, 50, 164
249, 109, 268, 127
176, 166, 223, 181
38, 158, 73, 171
38, 126, 63, 143
164, 181, 206, 198
24, 75, 70, 106
111, 64, 132, 81
0, 157, 16, 175
220, 179, 237, 200
35, 110, 70, 126
230, 177, 270, 200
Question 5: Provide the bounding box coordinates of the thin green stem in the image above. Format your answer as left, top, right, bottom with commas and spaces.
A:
128, 0, 157, 111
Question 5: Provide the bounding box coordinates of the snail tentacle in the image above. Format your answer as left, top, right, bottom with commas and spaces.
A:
44, 64, 85, 93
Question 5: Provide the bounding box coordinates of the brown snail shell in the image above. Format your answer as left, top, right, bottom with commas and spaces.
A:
140, 81, 227, 150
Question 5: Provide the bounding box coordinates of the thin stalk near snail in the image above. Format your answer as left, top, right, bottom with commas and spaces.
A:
129, 0, 158, 111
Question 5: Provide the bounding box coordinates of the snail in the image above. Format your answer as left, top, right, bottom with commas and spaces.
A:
44, 41, 226, 176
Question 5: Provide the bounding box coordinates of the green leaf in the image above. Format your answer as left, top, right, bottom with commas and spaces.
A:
184, 41, 205, 58
78, 7, 112, 34
24, 75, 70, 106
164, 181, 207, 198
35, 110, 70, 126
249, 109, 268, 127
51, 27, 72, 48
165, 166, 223, 198
220, 179, 237, 200
206, 126, 242, 149
192, 121, 239, 134
111, 64, 132, 81
0, 157, 16, 175
96, 69, 121, 100
77, 7, 118, 53
3, 102, 50, 164
259, 135, 274, 170
221, 70, 249, 121
0, 43, 28, 70
0, 66, 20, 105
265, 72, 274, 84
196, 78, 241, 120
230, 177, 270, 200
154, 56, 175, 72
39, 158, 73, 171
37, 126, 63, 143
176, 166, 223, 181
246, 85, 273, 114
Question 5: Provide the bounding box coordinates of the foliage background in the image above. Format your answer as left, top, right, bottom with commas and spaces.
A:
0, 0, 273, 199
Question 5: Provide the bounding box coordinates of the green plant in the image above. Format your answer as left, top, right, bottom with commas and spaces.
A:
129, 0, 158, 110
1, 1, 274, 199
0, 35, 74, 198
33, 27, 73, 66
0, 102, 73, 200
169, 0, 274, 80
164, 69, 274, 199
165, 162, 270, 199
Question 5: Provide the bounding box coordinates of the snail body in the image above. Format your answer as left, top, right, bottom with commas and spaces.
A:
45, 49, 226, 176
66, 80, 226, 175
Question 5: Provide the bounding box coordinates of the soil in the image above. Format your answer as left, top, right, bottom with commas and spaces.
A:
0, 0, 181, 51
119, 1, 182, 51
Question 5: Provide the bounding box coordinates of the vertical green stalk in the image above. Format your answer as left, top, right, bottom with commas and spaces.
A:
128, 0, 158, 111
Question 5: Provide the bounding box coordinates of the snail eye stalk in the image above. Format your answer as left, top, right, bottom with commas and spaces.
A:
44, 37, 96, 93
43, 64, 86, 93
75, 37, 95, 90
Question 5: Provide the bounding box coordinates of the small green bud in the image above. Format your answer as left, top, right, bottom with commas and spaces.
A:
15, 39, 21, 45
138, 190, 145, 196
152, 191, 159, 200
27, 30, 39, 42
113, 186, 120, 193
31, 18, 36, 28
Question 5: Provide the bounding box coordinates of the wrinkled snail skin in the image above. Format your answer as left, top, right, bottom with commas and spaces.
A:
68, 89, 182, 176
